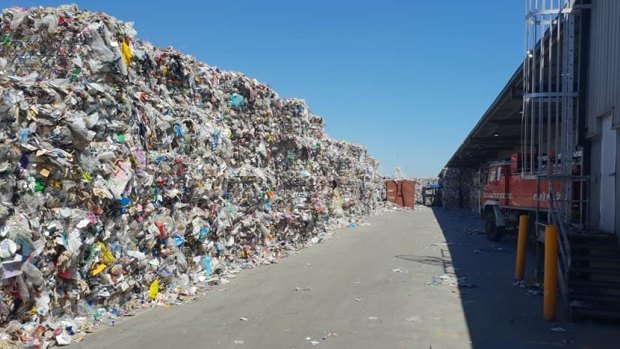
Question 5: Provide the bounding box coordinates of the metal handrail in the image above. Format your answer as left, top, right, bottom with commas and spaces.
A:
548, 184, 572, 298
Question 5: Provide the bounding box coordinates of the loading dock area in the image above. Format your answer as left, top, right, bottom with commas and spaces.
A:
440, 0, 620, 320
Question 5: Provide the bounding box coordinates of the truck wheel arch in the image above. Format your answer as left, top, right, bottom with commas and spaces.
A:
482, 202, 506, 227
483, 203, 506, 241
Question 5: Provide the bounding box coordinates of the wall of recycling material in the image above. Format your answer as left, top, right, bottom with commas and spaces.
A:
438, 168, 480, 212
0, 5, 383, 344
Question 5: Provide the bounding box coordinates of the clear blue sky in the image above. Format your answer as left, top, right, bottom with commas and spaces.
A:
9, 0, 524, 177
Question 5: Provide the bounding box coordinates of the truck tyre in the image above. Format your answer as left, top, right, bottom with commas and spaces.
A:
485, 211, 504, 241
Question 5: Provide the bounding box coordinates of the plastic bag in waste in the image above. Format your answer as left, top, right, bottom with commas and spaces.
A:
120, 40, 132, 66
148, 279, 159, 300
229, 94, 245, 108
55, 330, 72, 346
202, 256, 212, 276
35, 291, 51, 315
0, 239, 17, 259
95, 242, 116, 265
39, 14, 58, 33
90, 263, 106, 276
21, 261, 44, 286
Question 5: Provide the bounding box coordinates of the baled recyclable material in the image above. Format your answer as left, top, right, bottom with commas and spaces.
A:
0, 5, 383, 346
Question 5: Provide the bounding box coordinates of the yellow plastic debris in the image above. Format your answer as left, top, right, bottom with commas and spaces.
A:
148, 279, 159, 300
90, 263, 106, 276
96, 242, 116, 265
120, 40, 132, 66
81, 171, 93, 181
28, 105, 38, 117
48, 179, 62, 189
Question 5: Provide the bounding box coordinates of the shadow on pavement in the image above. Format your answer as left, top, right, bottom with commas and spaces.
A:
430, 207, 620, 349
395, 255, 453, 268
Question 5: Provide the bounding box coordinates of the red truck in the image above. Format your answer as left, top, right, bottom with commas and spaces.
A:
480, 153, 565, 240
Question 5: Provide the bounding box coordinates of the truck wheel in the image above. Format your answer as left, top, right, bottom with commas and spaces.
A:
485, 213, 504, 241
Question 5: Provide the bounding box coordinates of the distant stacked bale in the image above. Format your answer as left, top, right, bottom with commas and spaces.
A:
438, 168, 477, 210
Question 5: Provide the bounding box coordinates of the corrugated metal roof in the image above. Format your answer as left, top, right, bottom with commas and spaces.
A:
442, 65, 523, 170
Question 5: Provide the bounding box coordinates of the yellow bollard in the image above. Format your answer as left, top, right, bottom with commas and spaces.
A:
543, 225, 559, 321
514, 215, 529, 281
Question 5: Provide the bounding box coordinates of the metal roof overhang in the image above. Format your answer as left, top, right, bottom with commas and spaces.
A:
443, 64, 524, 170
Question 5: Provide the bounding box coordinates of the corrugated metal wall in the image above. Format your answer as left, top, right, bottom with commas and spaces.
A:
587, 0, 620, 123
587, 0, 620, 236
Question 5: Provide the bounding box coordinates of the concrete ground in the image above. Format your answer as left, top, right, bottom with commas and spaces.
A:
74, 208, 619, 349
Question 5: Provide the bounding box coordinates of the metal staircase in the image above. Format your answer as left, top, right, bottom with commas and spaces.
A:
523, 0, 587, 285
568, 234, 620, 319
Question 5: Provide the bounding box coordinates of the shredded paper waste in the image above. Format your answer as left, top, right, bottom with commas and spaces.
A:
0, 5, 383, 347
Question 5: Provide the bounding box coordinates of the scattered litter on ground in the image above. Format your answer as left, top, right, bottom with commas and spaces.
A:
305, 337, 321, 346
458, 278, 477, 288
550, 326, 567, 333
428, 274, 476, 288
474, 247, 507, 254
463, 227, 486, 236
404, 315, 422, 322
527, 289, 543, 296
295, 287, 313, 292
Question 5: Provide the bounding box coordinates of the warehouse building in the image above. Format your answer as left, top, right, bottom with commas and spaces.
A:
440, 0, 620, 318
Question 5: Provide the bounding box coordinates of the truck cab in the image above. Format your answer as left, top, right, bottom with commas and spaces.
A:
479, 152, 570, 241
482, 160, 511, 207
481, 160, 512, 240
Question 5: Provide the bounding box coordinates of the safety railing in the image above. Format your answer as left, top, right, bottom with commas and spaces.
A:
547, 177, 579, 299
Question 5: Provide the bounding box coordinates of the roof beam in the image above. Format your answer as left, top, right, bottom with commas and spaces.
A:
488, 118, 522, 126
470, 136, 521, 143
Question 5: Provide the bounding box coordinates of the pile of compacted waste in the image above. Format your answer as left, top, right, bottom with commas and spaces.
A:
0, 5, 382, 347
